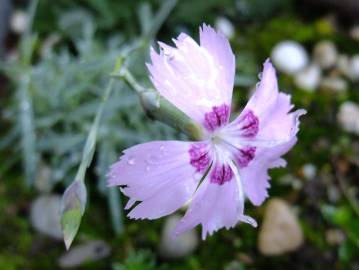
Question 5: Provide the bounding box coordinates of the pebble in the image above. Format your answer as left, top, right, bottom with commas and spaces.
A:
58, 240, 111, 268
320, 76, 347, 92
337, 101, 359, 135
313, 40, 337, 69
158, 214, 198, 259
348, 55, 359, 81
336, 54, 351, 78
35, 163, 53, 193
302, 163, 317, 180
30, 195, 63, 240
349, 25, 359, 41
325, 229, 346, 245
271, 41, 309, 75
10, 10, 28, 34
258, 198, 304, 255
294, 64, 321, 91
215, 17, 235, 39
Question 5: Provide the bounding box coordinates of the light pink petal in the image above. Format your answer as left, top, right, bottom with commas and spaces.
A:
240, 138, 297, 206
107, 141, 210, 220
200, 24, 235, 106
243, 59, 279, 119
226, 60, 306, 146
147, 25, 235, 124
175, 161, 256, 240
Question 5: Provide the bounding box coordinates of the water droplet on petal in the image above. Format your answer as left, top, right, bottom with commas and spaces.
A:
127, 157, 135, 165
160, 145, 165, 151
146, 166, 150, 172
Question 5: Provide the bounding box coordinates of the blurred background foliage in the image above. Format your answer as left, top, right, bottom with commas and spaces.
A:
0, 0, 358, 269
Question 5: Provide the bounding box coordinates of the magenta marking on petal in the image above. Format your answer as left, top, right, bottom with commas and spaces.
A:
189, 143, 210, 172
210, 163, 233, 185
235, 146, 256, 168
203, 104, 230, 132
236, 110, 259, 137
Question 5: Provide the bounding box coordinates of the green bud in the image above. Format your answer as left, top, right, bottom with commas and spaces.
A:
60, 181, 87, 250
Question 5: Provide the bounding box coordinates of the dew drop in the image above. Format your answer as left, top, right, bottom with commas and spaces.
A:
146, 166, 150, 172
159, 145, 165, 151
127, 157, 135, 165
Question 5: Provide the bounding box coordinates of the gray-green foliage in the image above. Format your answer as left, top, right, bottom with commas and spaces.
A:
1, 4, 180, 234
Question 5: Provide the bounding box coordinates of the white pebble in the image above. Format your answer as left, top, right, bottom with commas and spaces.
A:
258, 198, 303, 255
348, 55, 359, 81
320, 76, 347, 92
336, 54, 351, 78
158, 215, 198, 259
350, 25, 359, 42
302, 163, 317, 180
271, 41, 309, 75
30, 195, 63, 240
337, 101, 359, 135
313, 40, 337, 69
215, 17, 235, 39
294, 64, 321, 92
11, 10, 28, 34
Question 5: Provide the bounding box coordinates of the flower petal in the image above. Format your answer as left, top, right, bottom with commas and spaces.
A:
243, 59, 279, 119
200, 24, 235, 106
147, 25, 235, 125
240, 138, 297, 206
107, 141, 211, 219
225, 60, 306, 147
175, 161, 256, 239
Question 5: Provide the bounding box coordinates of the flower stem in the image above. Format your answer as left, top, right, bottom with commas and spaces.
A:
113, 67, 203, 141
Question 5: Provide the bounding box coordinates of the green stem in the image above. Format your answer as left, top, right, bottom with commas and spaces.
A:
113, 68, 203, 141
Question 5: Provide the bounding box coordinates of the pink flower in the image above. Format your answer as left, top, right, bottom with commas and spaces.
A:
108, 24, 306, 239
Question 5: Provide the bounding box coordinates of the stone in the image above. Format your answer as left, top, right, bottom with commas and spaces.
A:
302, 163, 317, 180
258, 198, 304, 255
320, 76, 347, 92
215, 17, 235, 39
337, 101, 359, 135
350, 25, 359, 42
58, 240, 111, 268
30, 195, 62, 240
10, 10, 28, 34
294, 64, 321, 92
337, 54, 351, 78
35, 163, 53, 193
271, 41, 309, 75
348, 55, 359, 81
325, 229, 345, 245
158, 214, 198, 259
313, 40, 337, 69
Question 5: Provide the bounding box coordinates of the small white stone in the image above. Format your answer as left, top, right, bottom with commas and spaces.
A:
158, 214, 198, 259
215, 17, 235, 39
336, 54, 351, 78
35, 163, 53, 193
313, 40, 337, 69
294, 64, 321, 92
325, 229, 346, 245
271, 41, 309, 75
348, 55, 359, 81
10, 10, 28, 34
30, 195, 62, 240
58, 240, 111, 268
350, 25, 359, 41
302, 163, 317, 180
337, 101, 359, 135
320, 76, 347, 92
258, 198, 304, 255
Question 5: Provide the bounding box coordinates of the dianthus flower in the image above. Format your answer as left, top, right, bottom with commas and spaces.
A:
108, 24, 306, 239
